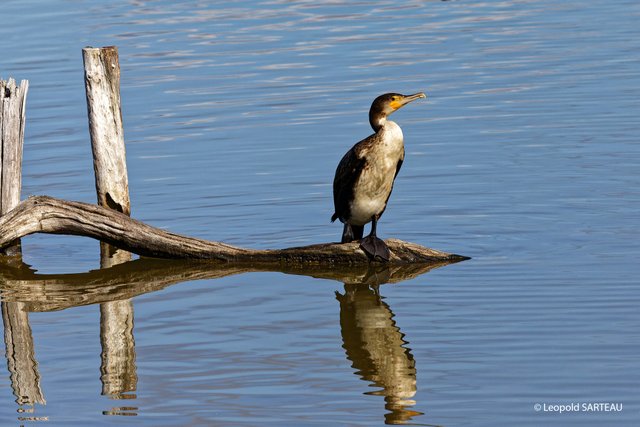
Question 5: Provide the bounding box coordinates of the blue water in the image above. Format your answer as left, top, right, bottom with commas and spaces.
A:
1, 0, 639, 425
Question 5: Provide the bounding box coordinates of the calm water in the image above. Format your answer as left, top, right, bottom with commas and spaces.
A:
1, 0, 639, 425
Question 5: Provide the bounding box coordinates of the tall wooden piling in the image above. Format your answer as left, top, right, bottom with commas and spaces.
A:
0, 78, 45, 407
82, 46, 130, 216
1, 78, 28, 255
83, 47, 137, 399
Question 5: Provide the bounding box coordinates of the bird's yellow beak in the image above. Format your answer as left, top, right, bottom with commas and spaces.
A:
402, 92, 427, 104
390, 92, 427, 110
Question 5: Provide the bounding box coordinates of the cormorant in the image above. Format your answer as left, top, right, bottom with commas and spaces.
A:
331, 92, 426, 261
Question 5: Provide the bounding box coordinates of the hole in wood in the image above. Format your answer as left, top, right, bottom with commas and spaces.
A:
105, 192, 124, 214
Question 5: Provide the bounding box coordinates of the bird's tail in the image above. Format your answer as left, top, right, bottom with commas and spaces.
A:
341, 223, 364, 243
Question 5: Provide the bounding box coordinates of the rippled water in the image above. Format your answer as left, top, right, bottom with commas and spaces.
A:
1, 0, 639, 425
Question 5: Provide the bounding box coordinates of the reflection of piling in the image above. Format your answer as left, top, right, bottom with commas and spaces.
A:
99, 246, 137, 399
100, 298, 137, 397
1, 78, 45, 407
83, 47, 137, 402
1, 303, 45, 406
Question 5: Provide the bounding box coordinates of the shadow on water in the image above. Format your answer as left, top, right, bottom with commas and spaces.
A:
0, 255, 462, 423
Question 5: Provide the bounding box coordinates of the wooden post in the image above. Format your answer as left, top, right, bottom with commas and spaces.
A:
83, 47, 137, 400
0, 77, 45, 407
82, 46, 130, 215
1, 78, 28, 255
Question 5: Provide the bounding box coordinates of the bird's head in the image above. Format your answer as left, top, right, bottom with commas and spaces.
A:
369, 92, 426, 131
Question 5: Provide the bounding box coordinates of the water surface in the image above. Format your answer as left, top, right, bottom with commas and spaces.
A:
1, 0, 639, 425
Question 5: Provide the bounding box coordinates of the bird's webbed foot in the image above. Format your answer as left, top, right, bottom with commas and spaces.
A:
360, 235, 390, 262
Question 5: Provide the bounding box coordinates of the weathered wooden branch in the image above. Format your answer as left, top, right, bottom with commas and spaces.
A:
0, 195, 467, 265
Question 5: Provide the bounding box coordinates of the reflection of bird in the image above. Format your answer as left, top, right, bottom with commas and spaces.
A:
336, 283, 422, 425
331, 92, 426, 261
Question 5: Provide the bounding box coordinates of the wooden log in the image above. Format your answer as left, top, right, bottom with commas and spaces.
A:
0, 195, 468, 265
82, 46, 130, 215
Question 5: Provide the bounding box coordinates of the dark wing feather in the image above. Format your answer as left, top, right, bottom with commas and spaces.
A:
379, 148, 405, 218
332, 142, 368, 223
394, 150, 404, 179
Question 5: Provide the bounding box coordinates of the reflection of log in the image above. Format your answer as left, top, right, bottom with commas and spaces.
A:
0, 256, 456, 313
0, 196, 468, 265
337, 284, 422, 425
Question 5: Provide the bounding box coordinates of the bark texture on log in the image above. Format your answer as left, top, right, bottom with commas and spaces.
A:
0, 196, 468, 265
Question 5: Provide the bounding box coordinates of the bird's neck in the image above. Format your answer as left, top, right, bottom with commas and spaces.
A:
369, 112, 388, 132
379, 120, 404, 147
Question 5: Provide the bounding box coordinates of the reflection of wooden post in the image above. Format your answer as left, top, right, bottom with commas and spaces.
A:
83, 47, 137, 400
100, 297, 136, 397
99, 246, 136, 399
2, 303, 45, 406
1, 78, 45, 407
99, 247, 136, 399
